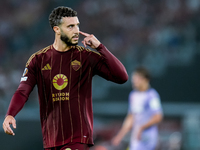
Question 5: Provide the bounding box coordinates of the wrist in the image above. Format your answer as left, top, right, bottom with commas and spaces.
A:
5, 114, 14, 119
140, 125, 146, 131
96, 43, 103, 50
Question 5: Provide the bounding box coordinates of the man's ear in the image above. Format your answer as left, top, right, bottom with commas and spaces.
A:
53, 26, 61, 35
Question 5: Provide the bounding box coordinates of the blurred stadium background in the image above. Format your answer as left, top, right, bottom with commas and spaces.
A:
0, 0, 200, 149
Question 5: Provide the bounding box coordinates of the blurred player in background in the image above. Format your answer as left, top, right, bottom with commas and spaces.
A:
2, 6, 128, 150
112, 67, 163, 150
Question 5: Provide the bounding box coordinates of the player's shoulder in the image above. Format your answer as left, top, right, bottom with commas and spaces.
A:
75, 45, 101, 56
148, 88, 160, 97
34, 45, 52, 56
129, 90, 135, 97
26, 45, 52, 67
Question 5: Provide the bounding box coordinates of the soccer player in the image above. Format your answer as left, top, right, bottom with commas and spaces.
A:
2, 6, 128, 150
112, 67, 163, 150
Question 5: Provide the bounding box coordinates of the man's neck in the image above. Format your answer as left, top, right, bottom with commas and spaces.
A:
53, 38, 72, 52
139, 83, 150, 92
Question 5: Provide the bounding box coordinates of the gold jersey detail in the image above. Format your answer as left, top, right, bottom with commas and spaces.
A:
52, 74, 68, 90
71, 60, 81, 71
26, 45, 51, 67
76, 45, 101, 56
42, 63, 51, 70
52, 92, 70, 102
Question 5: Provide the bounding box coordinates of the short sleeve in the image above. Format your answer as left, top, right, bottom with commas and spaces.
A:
149, 89, 162, 113
149, 97, 162, 111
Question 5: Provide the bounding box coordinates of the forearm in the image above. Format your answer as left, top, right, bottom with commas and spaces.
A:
6, 84, 33, 117
116, 124, 132, 140
6, 92, 27, 117
116, 114, 133, 139
141, 113, 163, 130
96, 44, 128, 84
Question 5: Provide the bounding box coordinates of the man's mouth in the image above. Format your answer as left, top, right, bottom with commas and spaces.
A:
72, 35, 79, 40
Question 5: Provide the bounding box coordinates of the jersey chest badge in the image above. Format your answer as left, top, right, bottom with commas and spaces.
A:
71, 60, 81, 71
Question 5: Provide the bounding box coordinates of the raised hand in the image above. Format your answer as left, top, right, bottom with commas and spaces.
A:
79, 31, 101, 49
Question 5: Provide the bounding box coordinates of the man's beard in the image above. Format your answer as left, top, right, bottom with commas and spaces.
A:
60, 33, 78, 46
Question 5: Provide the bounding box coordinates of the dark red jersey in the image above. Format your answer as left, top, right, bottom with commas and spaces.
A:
6, 44, 128, 148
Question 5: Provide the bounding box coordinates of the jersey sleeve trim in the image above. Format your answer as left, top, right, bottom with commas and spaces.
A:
76, 45, 101, 56
26, 45, 52, 67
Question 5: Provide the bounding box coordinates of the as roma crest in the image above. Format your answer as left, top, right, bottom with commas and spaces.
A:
71, 60, 81, 71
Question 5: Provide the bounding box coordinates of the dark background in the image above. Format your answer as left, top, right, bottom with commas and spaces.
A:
0, 0, 200, 149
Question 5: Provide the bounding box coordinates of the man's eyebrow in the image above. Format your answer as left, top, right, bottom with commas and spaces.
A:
67, 23, 80, 26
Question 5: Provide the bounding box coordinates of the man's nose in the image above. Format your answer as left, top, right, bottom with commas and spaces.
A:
74, 25, 79, 33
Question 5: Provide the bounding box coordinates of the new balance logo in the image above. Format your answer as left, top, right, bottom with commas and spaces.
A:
42, 64, 51, 70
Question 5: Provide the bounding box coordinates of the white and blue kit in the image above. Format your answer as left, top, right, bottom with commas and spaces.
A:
128, 88, 162, 150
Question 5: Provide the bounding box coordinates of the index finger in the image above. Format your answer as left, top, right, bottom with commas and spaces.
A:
6, 126, 15, 136
3, 123, 15, 136
79, 31, 90, 37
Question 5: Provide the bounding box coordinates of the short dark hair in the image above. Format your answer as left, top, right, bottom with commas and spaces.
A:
134, 66, 151, 80
49, 6, 77, 29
